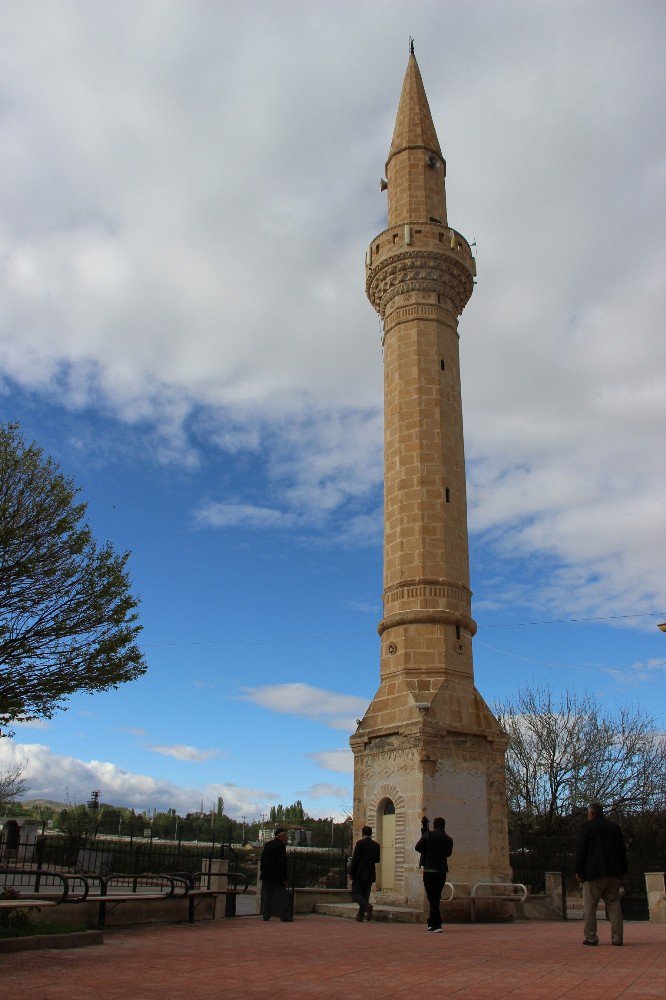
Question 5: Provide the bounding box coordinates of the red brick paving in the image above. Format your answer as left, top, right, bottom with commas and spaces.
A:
5, 915, 666, 999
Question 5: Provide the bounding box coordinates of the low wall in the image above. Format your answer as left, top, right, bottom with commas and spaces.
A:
646, 872, 666, 923
293, 888, 352, 914
442, 899, 514, 923
255, 882, 353, 914
23, 893, 223, 930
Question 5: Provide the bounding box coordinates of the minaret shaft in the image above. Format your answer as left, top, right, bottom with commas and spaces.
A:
351, 51, 510, 910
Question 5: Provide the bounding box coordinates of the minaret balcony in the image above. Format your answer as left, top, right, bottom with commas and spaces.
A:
365, 222, 476, 320
365, 222, 475, 273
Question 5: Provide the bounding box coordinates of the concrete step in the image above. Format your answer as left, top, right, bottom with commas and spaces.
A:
565, 900, 607, 920
314, 902, 424, 924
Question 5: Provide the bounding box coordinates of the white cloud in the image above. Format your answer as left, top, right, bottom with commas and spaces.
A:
308, 749, 354, 775
241, 683, 368, 732
0, 3, 664, 614
307, 782, 351, 800
0, 742, 276, 817
194, 502, 292, 531
147, 744, 224, 762
12, 719, 50, 731
600, 658, 666, 686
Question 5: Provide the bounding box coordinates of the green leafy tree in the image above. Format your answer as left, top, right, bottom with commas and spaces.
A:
0, 423, 146, 732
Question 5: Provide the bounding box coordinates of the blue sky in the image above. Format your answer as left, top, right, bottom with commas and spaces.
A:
1, 1, 665, 819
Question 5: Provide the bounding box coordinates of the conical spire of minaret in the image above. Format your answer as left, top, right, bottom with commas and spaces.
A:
387, 51, 443, 167
384, 49, 447, 227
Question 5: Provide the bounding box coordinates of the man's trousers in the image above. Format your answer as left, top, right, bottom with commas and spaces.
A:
261, 881, 290, 921
351, 877, 373, 917
423, 871, 446, 930
583, 877, 623, 944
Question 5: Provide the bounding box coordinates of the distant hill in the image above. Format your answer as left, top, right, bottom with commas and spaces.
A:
22, 798, 66, 810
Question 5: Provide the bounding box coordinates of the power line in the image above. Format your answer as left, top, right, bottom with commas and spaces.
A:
143, 632, 374, 648
141, 612, 666, 648
474, 639, 589, 673
480, 612, 665, 628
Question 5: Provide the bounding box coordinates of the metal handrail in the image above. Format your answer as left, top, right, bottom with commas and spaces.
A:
470, 881, 528, 921
188, 869, 248, 894
471, 881, 528, 899
101, 873, 179, 897
442, 881, 455, 902
0, 867, 75, 904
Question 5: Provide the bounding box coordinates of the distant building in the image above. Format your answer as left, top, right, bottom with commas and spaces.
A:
257, 824, 312, 847
0, 816, 43, 861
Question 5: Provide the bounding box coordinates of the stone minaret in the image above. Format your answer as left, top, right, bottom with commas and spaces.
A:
350, 50, 510, 908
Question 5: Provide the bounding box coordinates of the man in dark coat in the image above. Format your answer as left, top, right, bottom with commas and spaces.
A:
260, 827, 292, 922
574, 802, 628, 946
349, 825, 380, 922
414, 817, 453, 933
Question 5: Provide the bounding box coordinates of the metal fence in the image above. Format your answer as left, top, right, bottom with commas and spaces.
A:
0, 828, 250, 888
0, 829, 349, 895
287, 848, 348, 891
509, 830, 662, 920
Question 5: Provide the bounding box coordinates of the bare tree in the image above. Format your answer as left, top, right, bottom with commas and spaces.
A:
495, 685, 665, 832
0, 762, 28, 811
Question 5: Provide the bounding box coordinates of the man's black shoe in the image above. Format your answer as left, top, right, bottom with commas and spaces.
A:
582, 940, 597, 946
612, 941, 623, 946
280, 917, 294, 922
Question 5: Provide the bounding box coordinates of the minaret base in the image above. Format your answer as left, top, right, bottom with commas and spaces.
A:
351, 682, 510, 911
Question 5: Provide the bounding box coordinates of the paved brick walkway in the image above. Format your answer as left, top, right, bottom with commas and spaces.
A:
5, 915, 666, 999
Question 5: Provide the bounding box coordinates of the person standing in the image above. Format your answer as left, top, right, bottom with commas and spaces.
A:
260, 827, 293, 922
349, 825, 380, 922
414, 817, 453, 933
575, 802, 628, 946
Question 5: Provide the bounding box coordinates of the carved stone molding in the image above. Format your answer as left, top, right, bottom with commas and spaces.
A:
378, 608, 477, 637
437, 761, 486, 779
366, 249, 473, 318
383, 576, 472, 608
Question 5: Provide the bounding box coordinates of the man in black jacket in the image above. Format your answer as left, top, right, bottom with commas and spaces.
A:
260, 827, 292, 922
414, 817, 453, 933
349, 825, 380, 922
574, 802, 628, 946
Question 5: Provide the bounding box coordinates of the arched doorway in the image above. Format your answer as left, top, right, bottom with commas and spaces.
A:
378, 800, 396, 890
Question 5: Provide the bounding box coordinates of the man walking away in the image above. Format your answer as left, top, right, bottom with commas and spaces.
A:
415, 817, 453, 933
260, 827, 293, 922
575, 802, 628, 946
349, 825, 380, 922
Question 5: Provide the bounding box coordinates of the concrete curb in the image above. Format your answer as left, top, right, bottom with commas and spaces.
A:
0, 930, 103, 953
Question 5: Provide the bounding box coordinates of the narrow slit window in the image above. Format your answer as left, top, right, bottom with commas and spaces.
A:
440, 359, 445, 371
445, 488, 450, 503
